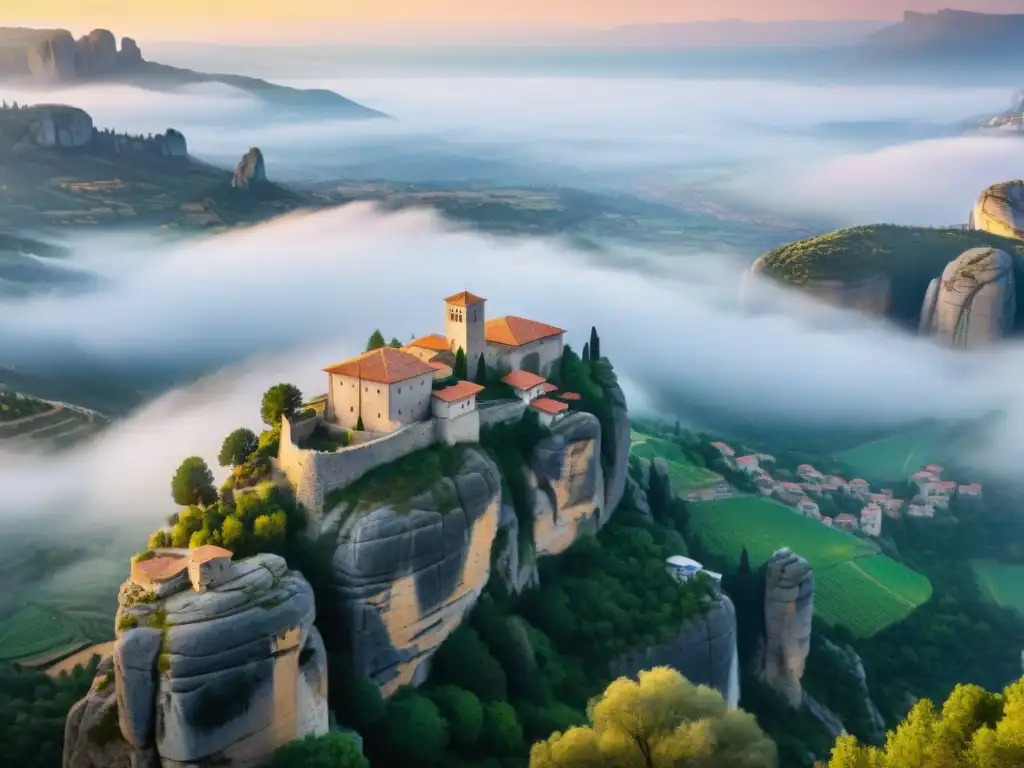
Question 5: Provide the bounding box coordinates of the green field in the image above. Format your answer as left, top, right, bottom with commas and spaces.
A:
630, 431, 722, 493
688, 496, 932, 636
0, 605, 85, 663
971, 560, 1024, 615
836, 422, 951, 482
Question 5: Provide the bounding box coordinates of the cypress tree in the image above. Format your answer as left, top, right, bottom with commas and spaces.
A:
589, 326, 601, 361
582, 342, 590, 363
454, 347, 468, 380
474, 354, 488, 385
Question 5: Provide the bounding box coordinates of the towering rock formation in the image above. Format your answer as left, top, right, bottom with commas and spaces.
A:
27, 30, 77, 81
25, 106, 94, 148
119, 37, 143, 66
972, 180, 1024, 240
761, 547, 814, 708
919, 247, 1016, 348
232, 148, 267, 189
74, 29, 118, 76
26, 28, 137, 81
63, 552, 328, 768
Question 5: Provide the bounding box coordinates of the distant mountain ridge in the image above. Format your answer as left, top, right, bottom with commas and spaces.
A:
863, 9, 1024, 52
602, 18, 888, 47
0, 26, 385, 120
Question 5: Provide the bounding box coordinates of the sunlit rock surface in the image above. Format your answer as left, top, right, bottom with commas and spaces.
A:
971, 180, 1024, 240
64, 553, 328, 768
919, 246, 1016, 348
761, 547, 814, 708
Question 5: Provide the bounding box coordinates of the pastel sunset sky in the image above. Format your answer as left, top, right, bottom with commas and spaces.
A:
10, 0, 1024, 42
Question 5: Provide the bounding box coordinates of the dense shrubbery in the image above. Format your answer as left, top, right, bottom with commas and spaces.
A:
270, 732, 368, 768
0, 656, 98, 768
0, 390, 50, 422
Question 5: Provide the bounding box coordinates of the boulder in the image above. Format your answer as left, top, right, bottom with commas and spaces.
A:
232, 148, 267, 189
119, 37, 143, 66
27, 106, 94, 148
611, 592, 738, 704
27, 30, 77, 82
919, 246, 1016, 348
63, 553, 328, 768
74, 29, 119, 76
761, 547, 814, 708
972, 180, 1024, 240
322, 447, 502, 697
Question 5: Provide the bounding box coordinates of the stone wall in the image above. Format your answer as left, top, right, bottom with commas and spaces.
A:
436, 410, 481, 446
478, 399, 526, 427
278, 415, 439, 515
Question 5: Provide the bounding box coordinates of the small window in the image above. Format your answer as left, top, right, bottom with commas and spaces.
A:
364, 386, 368, 392
350, 406, 354, 413
397, 387, 401, 393
377, 388, 381, 394
399, 409, 402, 415
378, 413, 381, 418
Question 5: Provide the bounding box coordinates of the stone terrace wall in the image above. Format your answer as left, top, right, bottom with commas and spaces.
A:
479, 400, 526, 427
279, 416, 438, 515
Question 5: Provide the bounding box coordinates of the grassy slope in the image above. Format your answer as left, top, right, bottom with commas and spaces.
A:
971, 559, 1024, 614
629, 431, 722, 492
756, 225, 1024, 326
688, 495, 932, 636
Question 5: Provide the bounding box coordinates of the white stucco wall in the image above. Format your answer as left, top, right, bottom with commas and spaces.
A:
388, 373, 434, 426
432, 395, 478, 420
485, 335, 564, 376
436, 409, 481, 446
445, 300, 486, 372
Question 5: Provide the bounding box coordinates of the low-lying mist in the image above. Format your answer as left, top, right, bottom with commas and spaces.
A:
3, 76, 1022, 226
1, 204, 1022, 548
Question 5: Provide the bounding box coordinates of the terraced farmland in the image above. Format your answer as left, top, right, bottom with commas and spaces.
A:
971, 560, 1024, 615
0, 605, 87, 664
836, 422, 954, 482
688, 496, 932, 637
0, 393, 105, 451
630, 432, 722, 493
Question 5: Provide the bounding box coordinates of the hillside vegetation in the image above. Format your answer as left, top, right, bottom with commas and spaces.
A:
756, 225, 1024, 326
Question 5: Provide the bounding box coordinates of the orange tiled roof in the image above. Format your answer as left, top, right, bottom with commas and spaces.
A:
540, 382, 558, 393
531, 397, 569, 415
559, 391, 581, 400
502, 370, 547, 390
485, 315, 565, 347
134, 555, 187, 582
324, 348, 436, 384
445, 290, 486, 306
432, 380, 486, 403
429, 361, 450, 371
190, 544, 232, 563
409, 334, 451, 352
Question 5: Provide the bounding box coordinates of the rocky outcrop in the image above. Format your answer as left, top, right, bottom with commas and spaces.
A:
64, 553, 328, 768
120, 37, 143, 66
611, 592, 739, 706
159, 129, 188, 157
27, 30, 76, 82
528, 412, 606, 557
815, 638, 887, 744
232, 148, 267, 189
320, 447, 502, 697
26, 105, 94, 149
761, 547, 814, 708
27, 28, 138, 81
591, 360, 630, 517
971, 180, 1024, 240
743, 260, 892, 317
919, 246, 1016, 348
74, 30, 118, 76
493, 503, 539, 595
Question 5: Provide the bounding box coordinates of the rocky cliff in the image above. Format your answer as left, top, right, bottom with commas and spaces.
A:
17, 104, 94, 148
592, 359, 630, 517
232, 148, 267, 189
760, 547, 814, 708
919, 246, 1016, 348
610, 591, 739, 707
64, 553, 328, 768
742, 260, 891, 317
971, 180, 1024, 241
27, 28, 140, 81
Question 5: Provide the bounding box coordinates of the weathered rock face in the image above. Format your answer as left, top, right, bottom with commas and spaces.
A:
972, 180, 1024, 240
74, 30, 118, 76
28, 106, 94, 149
160, 129, 188, 157
527, 412, 606, 557
232, 148, 267, 189
611, 592, 739, 706
919, 247, 1016, 348
591, 360, 630, 517
64, 553, 328, 768
119, 37, 143, 66
27, 30, 77, 82
493, 503, 539, 596
321, 447, 502, 697
815, 638, 887, 744
762, 547, 814, 708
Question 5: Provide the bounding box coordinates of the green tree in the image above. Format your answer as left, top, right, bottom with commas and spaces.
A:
355, 415, 365, 431
381, 693, 449, 767
220, 515, 246, 552
589, 326, 601, 361
474, 354, 488, 385
454, 346, 468, 380
148, 530, 172, 548
253, 510, 287, 545
366, 330, 386, 351
218, 428, 258, 468
270, 732, 368, 768
389, 337, 403, 348
432, 626, 508, 702
581, 342, 590, 363
261, 383, 303, 426
171, 457, 217, 507
428, 685, 484, 752
482, 701, 525, 755
529, 667, 776, 768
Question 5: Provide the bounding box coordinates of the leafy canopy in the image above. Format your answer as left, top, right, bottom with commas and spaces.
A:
270, 732, 368, 768
529, 666, 777, 768
171, 456, 216, 507
218, 427, 258, 468
260, 383, 303, 426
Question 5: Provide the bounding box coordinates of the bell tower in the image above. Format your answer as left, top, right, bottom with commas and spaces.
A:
444, 290, 486, 376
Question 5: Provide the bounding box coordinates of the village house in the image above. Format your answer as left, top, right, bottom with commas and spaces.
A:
801, 482, 823, 495
821, 516, 834, 527
502, 370, 550, 404
860, 503, 883, 537
711, 442, 735, 458
797, 498, 821, 519
881, 498, 904, 519
131, 546, 234, 594
755, 453, 776, 464
907, 498, 936, 518
834, 513, 859, 531
845, 478, 870, 501
958, 482, 983, 499
431, 381, 486, 442
735, 455, 760, 474
323, 291, 567, 435
797, 464, 822, 481
530, 396, 569, 427
756, 477, 775, 496
822, 476, 846, 493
